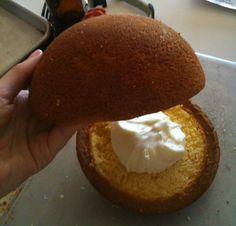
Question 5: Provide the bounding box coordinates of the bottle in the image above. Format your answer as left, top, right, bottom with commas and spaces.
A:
45, 0, 85, 34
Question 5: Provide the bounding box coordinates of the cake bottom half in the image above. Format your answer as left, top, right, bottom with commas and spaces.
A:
76, 102, 220, 214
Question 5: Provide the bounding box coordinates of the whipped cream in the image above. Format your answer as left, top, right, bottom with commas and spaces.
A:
111, 112, 186, 173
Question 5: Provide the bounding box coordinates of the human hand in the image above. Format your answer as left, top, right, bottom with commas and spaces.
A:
0, 50, 77, 197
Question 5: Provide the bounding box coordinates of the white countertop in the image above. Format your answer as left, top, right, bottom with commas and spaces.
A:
13, 0, 236, 62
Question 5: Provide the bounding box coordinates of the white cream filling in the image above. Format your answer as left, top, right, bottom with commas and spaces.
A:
111, 112, 186, 173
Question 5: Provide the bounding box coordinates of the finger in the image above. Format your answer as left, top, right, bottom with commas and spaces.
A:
0, 49, 43, 101
48, 125, 78, 157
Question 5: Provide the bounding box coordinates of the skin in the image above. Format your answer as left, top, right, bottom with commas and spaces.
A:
0, 50, 77, 198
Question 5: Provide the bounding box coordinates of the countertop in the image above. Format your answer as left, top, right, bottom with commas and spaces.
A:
13, 0, 236, 62
1, 54, 236, 226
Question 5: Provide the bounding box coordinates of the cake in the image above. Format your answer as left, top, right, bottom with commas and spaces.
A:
76, 103, 219, 213
29, 14, 219, 214
29, 14, 204, 125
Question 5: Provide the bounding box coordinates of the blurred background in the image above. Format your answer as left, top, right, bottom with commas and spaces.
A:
13, 0, 236, 62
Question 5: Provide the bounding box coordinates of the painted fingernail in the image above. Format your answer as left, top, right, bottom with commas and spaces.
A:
29, 49, 43, 58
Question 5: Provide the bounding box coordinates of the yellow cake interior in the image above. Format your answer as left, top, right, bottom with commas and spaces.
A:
89, 105, 206, 200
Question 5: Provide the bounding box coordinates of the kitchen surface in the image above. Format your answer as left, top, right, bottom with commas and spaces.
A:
1, 56, 236, 226
0, 0, 236, 226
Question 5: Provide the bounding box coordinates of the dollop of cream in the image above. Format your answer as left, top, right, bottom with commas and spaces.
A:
111, 112, 186, 173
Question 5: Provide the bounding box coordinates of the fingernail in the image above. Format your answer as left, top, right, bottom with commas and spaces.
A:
28, 49, 43, 59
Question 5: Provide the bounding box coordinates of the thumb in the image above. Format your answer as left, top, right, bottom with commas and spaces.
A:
0, 50, 43, 101
47, 125, 78, 157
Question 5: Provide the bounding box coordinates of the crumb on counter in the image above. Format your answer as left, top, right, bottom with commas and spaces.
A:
60, 194, 65, 199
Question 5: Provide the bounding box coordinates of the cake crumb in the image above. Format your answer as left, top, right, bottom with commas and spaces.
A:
43, 194, 48, 200
160, 35, 165, 41
80, 186, 85, 190
56, 99, 61, 106
225, 165, 231, 171
60, 194, 64, 199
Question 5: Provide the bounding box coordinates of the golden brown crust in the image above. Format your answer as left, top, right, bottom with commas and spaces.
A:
76, 102, 219, 214
30, 14, 205, 125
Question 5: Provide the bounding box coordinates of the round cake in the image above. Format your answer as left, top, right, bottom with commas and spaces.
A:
29, 14, 205, 125
76, 103, 220, 213
29, 14, 219, 214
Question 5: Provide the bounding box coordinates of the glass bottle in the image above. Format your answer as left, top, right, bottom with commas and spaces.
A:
45, 0, 85, 34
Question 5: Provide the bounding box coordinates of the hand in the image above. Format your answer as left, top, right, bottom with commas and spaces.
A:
0, 50, 77, 197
